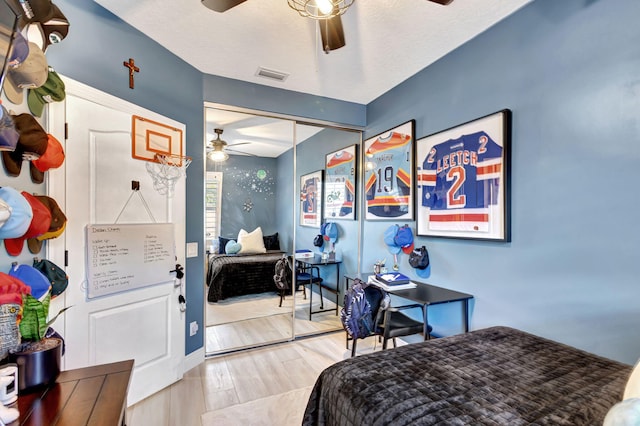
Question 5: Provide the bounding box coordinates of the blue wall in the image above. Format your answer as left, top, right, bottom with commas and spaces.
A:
211, 155, 279, 239
365, 0, 640, 364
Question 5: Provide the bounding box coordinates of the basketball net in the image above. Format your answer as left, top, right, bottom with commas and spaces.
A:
145, 153, 192, 197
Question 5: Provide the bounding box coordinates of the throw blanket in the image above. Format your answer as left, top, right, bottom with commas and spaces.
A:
303, 326, 631, 425
206, 251, 285, 302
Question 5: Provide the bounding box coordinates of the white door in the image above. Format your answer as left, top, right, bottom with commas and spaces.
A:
49, 79, 186, 405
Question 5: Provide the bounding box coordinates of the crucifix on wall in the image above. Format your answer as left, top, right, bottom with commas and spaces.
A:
123, 58, 140, 89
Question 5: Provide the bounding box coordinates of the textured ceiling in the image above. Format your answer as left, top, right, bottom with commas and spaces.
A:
94, 0, 531, 105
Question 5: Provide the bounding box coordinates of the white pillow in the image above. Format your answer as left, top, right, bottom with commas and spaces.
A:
624, 359, 640, 400
237, 227, 266, 254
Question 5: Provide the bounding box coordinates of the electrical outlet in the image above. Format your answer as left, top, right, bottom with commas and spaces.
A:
189, 321, 198, 336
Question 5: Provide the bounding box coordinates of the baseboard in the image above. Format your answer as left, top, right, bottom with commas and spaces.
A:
184, 347, 205, 374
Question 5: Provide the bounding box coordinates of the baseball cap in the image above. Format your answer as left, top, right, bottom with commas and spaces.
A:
4, 191, 51, 256
383, 224, 401, 255
1, 113, 48, 176
415, 264, 431, 279
29, 134, 64, 183
6, 32, 29, 68
27, 194, 66, 253
24, 4, 69, 52
0, 104, 19, 152
0, 198, 12, 229
15, 0, 55, 26
0, 187, 33, 240
8, 264, 51, 300
324, 222, 338, 243
32, 258, 68, 297
28, 67, 65, 117
394, 225, 414, 254
0, 271, 32, 305
3, 41, 48, 105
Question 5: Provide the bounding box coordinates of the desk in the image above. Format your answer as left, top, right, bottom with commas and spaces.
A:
14, 359, 134, 425
345, 274, 474, 338
297, 255, 342, 320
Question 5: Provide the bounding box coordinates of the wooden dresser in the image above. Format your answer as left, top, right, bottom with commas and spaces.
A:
14, 359, 134, 425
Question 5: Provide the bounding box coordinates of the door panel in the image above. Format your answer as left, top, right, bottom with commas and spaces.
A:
58, 80, 185, 405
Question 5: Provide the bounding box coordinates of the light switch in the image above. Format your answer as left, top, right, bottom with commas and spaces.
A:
186, 242, 198, 258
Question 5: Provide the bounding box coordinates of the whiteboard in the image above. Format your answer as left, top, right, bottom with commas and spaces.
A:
86, 223, 176, 299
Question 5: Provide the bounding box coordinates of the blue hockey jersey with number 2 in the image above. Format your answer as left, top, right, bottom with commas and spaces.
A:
418, 131, 502, 232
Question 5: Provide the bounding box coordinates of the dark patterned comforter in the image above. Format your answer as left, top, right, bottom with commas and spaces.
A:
206, 251, 285, 302
303, 326, 631, 425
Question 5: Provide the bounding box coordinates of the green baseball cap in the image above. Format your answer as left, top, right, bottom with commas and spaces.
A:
27, 67, 66, 117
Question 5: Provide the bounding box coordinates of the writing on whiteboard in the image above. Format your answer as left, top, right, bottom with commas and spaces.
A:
86, 223, 176, 298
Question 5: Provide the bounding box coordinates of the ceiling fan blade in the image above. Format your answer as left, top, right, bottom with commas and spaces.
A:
426, 0, 454, 5
228, 142, 251, 147
201, 0, 247, 13
226, 148, 257, 157
319, 15, 345, 53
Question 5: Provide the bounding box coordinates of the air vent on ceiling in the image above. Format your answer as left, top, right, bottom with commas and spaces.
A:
255, 67, 289, 82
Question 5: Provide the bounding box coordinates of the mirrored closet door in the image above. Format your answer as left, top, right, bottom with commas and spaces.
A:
204, 105, 362, 355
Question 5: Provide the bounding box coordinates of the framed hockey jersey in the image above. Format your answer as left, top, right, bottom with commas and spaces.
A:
416, 109, 511, 241
324, 144, 357, 221
364, 120, 415, 221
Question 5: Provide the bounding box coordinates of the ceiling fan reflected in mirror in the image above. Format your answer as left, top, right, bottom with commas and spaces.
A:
207, 128, 253, 162
201, 0, 454, 53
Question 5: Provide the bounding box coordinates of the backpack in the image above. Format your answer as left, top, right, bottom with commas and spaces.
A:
273, 257, 292, 291
340, 279, 374, 339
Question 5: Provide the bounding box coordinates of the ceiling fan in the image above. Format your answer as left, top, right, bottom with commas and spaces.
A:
201, 0, 454, 53
207, 128, 255, 162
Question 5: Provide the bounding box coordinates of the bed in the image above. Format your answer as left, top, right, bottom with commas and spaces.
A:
206, 251, 286, 302
303, 326, 632, 425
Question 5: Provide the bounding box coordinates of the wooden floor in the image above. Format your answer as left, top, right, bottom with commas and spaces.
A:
125, 331, 407, 425
205, 290, 343, 354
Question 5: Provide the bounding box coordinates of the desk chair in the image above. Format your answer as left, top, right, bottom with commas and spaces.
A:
295, 261, 325, 320
348, 283, 431, 357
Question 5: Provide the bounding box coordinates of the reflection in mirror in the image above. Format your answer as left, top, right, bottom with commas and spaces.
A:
204, 106, 363, 355
204, 107, 295, 355
294, 124, 362, 338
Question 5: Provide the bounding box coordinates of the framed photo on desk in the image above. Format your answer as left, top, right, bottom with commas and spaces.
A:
415, 109, 511, 242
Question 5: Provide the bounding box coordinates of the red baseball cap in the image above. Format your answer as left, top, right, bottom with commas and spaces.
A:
30, 134, 64, 183
4, 192, 51, 256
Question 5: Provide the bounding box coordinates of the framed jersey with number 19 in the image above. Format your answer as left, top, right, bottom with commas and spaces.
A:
364, 120, 415, 221
415, 109, 511, 241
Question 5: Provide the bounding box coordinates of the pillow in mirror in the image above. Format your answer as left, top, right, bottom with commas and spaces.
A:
218, 236, 233, 254
263, 232, 280, 251
225, 240, 241, 254
237, 227, 266, 254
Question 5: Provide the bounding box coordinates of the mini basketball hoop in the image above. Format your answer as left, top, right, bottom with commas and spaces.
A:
145, 153, 192, 197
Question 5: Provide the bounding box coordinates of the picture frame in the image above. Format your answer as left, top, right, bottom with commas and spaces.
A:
415, 109, 511, 241
299, 170, 323, 228
323, 144, 357, 221
363, 120, 415, 221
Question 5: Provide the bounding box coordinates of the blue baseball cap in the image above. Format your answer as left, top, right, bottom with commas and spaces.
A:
0, 104, 19, 151
324, 222, 338, 243
8, 264, 51, 300
8, 32, 29, 68
0, 187, 33, 239
394, 226, 414, 254
383, 224, 401, 254
415, 264, 431, 279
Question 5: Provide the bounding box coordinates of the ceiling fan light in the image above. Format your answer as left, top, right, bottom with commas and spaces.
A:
287, 0, 354, 20
209, 149, 229, 162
